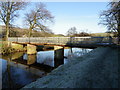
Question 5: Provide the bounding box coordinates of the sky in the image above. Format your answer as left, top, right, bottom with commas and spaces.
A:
44, 2, 109, 34
0, 2, 109, 35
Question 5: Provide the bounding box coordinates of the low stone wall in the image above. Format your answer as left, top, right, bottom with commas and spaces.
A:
11, 43, 24, 51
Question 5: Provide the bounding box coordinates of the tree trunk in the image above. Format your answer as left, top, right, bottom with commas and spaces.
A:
28, 28, 32, 37
5, 8, 10, 41
28, 27, 32, 43
5, 24, 9, 41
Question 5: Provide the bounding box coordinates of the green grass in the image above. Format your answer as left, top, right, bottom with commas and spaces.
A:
90, 33, 114, 37
0, 44, 2, 47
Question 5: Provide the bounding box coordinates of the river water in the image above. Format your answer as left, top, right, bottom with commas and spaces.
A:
1, 47, 92, 89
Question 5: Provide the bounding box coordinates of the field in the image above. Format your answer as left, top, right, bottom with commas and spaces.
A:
90, 33, 114, 37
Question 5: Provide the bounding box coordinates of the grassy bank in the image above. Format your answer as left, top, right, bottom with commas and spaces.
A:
0, 41, 26, 55
0, 41, 14, 55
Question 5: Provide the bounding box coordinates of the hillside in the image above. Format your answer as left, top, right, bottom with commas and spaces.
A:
0, 25, 62, 37
0, 25, 115, 38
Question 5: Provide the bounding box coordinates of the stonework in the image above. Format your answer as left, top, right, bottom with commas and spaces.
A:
27, 44, 37, 54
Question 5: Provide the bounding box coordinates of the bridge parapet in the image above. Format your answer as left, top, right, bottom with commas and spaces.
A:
8, 37, 113, 45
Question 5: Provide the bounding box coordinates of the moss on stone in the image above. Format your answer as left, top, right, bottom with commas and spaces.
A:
0, 41, 25, 55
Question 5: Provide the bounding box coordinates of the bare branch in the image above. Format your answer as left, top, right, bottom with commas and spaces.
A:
0, 1, 28, 40
24, 2, 54, 37
99, 1, 120, 35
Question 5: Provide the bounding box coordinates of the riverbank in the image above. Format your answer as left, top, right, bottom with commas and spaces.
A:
0, 41, 56, 55
22, 46, 119, 88
0, 41, 26, 55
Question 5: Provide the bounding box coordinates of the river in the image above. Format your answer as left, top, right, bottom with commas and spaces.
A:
1, 47, 92, 89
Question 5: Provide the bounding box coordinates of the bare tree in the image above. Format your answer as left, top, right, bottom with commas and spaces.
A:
99, 1, 120, 42
0, 0, 27, 41
24, 3, 54, 38
66, 27, 77, 36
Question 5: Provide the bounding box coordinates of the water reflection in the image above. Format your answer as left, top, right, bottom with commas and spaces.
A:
2, 52, 24, 61
64, 48, 91, 62
36, 51, 54, 66
2, 59, 40, 88
27, 54, 36, 65
23, 48, 91, 67
1, 47, 92, 89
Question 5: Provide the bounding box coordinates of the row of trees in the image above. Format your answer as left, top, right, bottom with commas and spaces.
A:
0, 1, 54, 41
66, 27, 90, 37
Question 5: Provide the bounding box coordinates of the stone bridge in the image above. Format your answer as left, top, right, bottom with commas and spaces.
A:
6, 36, 117, 68
8, 37, 113, 45
7, 36, 116, 55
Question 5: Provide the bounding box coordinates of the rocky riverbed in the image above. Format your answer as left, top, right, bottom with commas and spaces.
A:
22, 47, 119, 88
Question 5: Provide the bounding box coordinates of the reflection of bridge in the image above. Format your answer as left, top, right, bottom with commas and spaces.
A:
2, 53, 54, 88
2, 53, 54, 73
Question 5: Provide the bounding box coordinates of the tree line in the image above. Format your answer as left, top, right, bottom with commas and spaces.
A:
66, 27, 90, 37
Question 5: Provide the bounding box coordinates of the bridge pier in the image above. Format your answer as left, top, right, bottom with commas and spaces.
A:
54, 46, 64, 68
27, 54, 36, 65
27, 44, 37, 55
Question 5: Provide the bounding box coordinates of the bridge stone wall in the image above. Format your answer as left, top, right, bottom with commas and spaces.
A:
27, 54, 36, 65
8, 37, 112, 45
27, 44, 37, 54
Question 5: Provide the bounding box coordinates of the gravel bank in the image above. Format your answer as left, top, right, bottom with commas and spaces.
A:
22, 47, 119, 88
